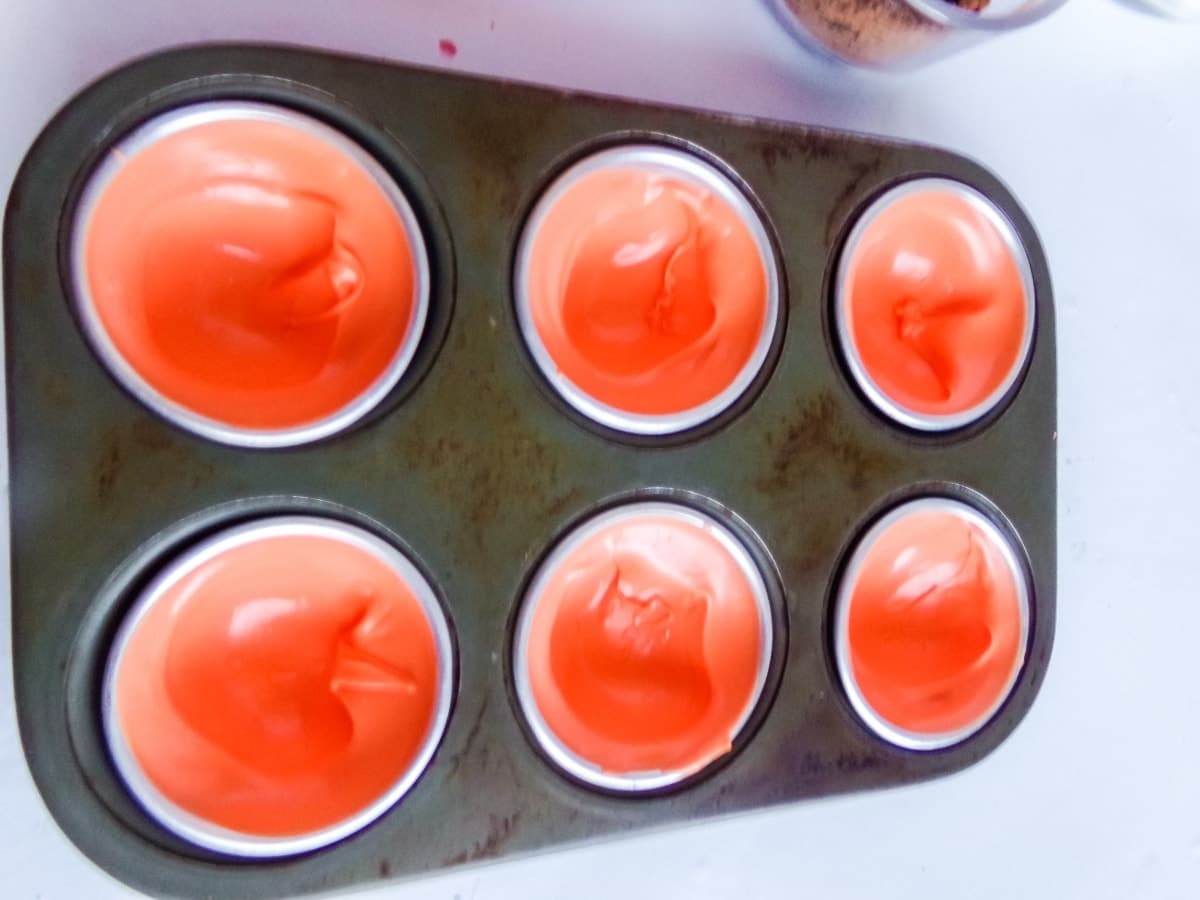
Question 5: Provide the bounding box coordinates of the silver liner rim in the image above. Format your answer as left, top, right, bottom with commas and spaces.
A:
70, 100, 431, 448
832, 496, 1032, 751
101, 515, 455, 858
513, 501, 775, 792
834, 177, 1036, 432
513, 144, 781, 437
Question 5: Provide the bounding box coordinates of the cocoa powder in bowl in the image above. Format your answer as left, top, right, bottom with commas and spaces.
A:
780, 0, 965, 67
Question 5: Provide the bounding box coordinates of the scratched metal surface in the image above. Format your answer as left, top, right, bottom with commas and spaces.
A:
4, 44, 1055, 900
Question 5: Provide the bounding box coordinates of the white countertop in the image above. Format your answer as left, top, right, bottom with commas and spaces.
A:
3, 2, 1199, 898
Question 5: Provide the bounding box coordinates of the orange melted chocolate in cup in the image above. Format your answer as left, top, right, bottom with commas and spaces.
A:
836, 179, 1034, 431
73, 102, 429, 446
834, 497, 1029, 749
516, 146, 778, 435
104, 516, 453, 856
515, 502, 772, 791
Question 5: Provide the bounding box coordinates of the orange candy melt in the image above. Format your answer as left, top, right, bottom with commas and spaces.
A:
109, 521, 446, 841
522, 155, 772, 421
79, 105, 424, 435
521, 507, 768, 781
841, 501, 1026, 743
840, 184, 1031, 425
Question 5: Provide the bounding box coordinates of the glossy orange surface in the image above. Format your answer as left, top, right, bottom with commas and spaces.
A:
82, 112, 419, 430
846, 507, 1024, 736
525, 512, 765, 775
113, 530, 441, 836
843, 188, 1028, 419
525, 165, 769, 416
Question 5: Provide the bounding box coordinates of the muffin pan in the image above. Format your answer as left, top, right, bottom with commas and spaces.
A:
4, 44, 1056, 899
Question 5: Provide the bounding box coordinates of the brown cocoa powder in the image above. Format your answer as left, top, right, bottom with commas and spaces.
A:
783, 0, 958, 66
